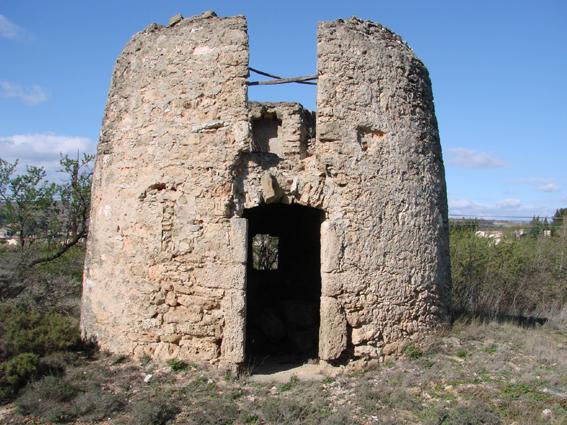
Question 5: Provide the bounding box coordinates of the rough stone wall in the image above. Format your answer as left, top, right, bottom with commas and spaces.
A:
315, 18, 451, 359
81, 12, 250, 364
81, 13, 450, 366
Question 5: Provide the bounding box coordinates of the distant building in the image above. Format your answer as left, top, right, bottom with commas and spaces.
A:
475, 230, 503, 244
0, 227, 18, 247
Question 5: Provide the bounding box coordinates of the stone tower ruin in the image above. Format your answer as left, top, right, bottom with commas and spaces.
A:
81, 12, 451, 366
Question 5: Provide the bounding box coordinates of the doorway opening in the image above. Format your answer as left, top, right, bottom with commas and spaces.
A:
243, 203, 324, 366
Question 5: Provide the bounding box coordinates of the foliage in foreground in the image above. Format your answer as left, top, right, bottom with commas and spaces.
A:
0, 154, 93, 274
0, 306, 82, 400
1, 319, 564, 425
450, 216, 567, 319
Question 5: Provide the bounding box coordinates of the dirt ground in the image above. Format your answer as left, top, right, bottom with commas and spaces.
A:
1, 318, 566, 425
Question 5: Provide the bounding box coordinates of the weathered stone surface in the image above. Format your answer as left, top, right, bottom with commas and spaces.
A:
81, 13, 450, 366
230, 218, 248, 264
220, 289, 246, 363
260, 173, 280, 203
168, 13, 183, 27
315, 17, 451, 360
320, 220, 342, 273
319, 296, 347, 360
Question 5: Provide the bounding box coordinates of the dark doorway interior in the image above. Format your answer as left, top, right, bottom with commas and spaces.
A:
243, 204, 323, 365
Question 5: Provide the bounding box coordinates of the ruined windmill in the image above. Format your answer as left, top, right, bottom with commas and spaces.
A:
81, 11, 451, 367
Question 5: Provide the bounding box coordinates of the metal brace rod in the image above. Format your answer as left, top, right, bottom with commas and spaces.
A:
249, 67, 317, 86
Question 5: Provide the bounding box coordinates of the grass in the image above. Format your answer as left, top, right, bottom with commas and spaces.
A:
1, 240, 566, 424
0, 319, 565, 424
167, 358, 189, 372
403, 343, 424, 360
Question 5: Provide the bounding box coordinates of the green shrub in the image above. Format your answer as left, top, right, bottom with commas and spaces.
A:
278, 375, 299, 392
456, 349, 468, 359
17, 375, 78, 422
257, 394, 351, 425
185, 397, 241, 425
16, 374, 124, 423
128, 395, 180, 425
429, 401, 501, 425
70, 388, 125, 422
404, 344, 423, 360
0, 307, 81, 357
0, 353, 39, 398
450, 221, 567, 318
167, 358, 188, 372
38, 351, 76, 376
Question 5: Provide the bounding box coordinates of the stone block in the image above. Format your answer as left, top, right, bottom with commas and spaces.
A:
319, 296, 347, 360
230, 217, 248, 264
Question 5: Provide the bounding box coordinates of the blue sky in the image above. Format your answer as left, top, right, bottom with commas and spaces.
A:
1, 0, 565, 219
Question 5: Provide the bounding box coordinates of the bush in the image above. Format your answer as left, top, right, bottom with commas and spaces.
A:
70, 388, 125, 422
17, 375, 78, 422
258, 395, 346, 425
0, 307, 81, 357
128, 395, 180, 425
16, 374, 125, 423
450, 221, 567, 318
0, 353, 39, 399
184, 397, 241, 425
429, 402, 501, 425
0, 306, 82, 401
404, 344, 423, 360
167, 358, 188, 372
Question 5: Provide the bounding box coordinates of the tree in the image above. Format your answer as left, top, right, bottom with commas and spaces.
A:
528, 216, 549, 239
552, 208, 567, 231
0, 160, 57, 249
0, 154, 94, 269
252, 234, 279, 270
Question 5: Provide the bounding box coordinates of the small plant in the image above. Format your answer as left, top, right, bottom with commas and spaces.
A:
404, 344, 423, 360
223, 369, 234, 382
140, 354, 151, 366
241, 413, 260, 424
501, 382, 550, 402
278, 375, 299, 392
167, 358, 188, 372
183, 376, 216, 396
456, 349, 468, 359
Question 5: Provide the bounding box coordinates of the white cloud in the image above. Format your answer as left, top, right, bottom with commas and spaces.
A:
0, 133, 95, 178
495, 198, 522, 209
513, 178, 560, 193
448, 199, 478, 210
447, 147, 509, 168
449, 197, 551, 219
0, 80, 48, 106
0, 15, 26, 39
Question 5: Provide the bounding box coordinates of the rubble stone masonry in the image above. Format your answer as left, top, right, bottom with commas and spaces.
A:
81, 11, 450, 366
